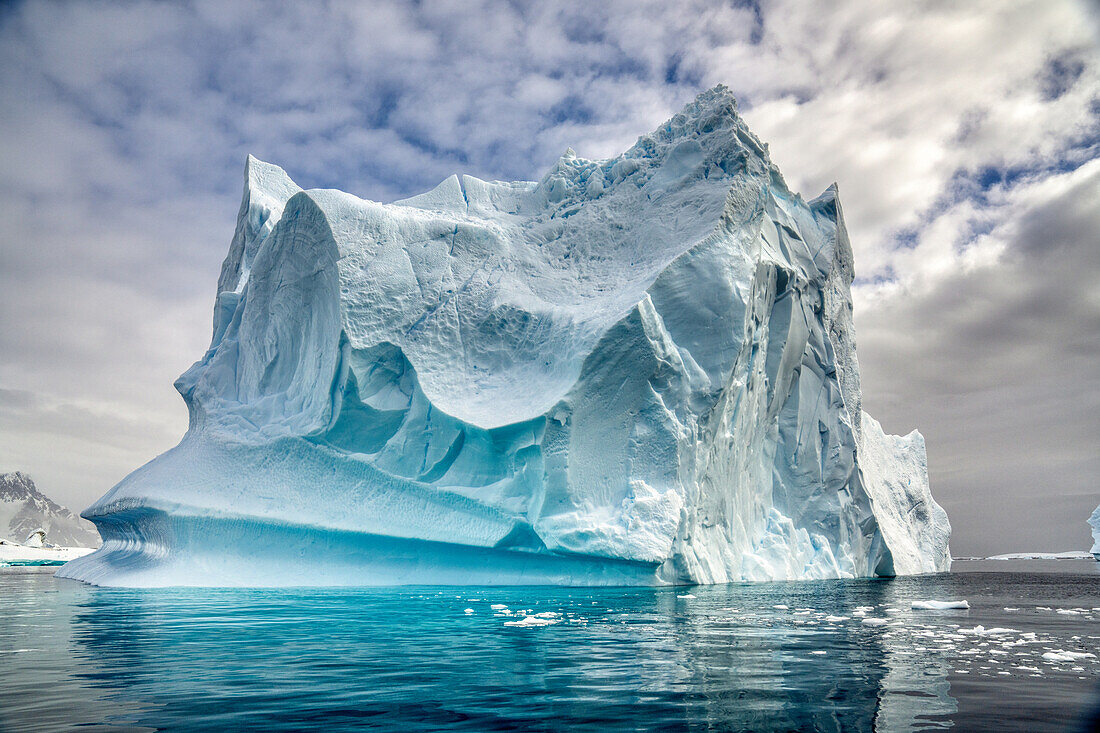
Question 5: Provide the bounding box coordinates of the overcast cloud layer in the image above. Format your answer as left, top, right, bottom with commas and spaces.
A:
0, 0, 1097, 556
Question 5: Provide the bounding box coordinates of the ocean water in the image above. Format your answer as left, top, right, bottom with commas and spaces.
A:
1, 562, 1097, 732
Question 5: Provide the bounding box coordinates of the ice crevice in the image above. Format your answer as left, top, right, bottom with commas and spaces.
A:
61, 85, 950, 587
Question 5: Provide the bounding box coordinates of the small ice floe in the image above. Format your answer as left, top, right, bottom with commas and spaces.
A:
861, 618, 889, 626
773, 605, 789, 610
490, 604, 508, 610
1004, 607, 1019, 612
504, 615, 561, 628
854, 606, 875, 612
911, 600, 969, 610
825, 615, 850, 623
677, 594, 696, 599
810, 651, 827, 655
463, 608, 475, 615
1041, 650, 1095, 663
1056, 609, 1081, 615
958, 625, 1019, 637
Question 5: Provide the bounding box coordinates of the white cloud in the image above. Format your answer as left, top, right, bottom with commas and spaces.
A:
855, 160, 1100, 554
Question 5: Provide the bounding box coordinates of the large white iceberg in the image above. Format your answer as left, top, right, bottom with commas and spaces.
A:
60, 86, 950, 587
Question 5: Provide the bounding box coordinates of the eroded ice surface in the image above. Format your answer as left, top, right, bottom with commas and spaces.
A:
61, 86, 950, 587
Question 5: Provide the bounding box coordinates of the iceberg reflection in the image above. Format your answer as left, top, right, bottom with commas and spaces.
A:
60, 578, 958, 731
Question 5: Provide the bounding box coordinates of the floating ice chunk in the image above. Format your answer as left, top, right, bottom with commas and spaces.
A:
1056, 609, 1081, 615
1041, 650, 1095, 662
490, 604, 508, 610
911, 600, 969, 610
810, 651, 827, 655
504, 615, 561, 627
463, 608, 474, 614
959, 626, 1020, 637
677, 594, 696, 599
825, 615, 850, 622
862, 618, 888, 626
774, 605, 789, 610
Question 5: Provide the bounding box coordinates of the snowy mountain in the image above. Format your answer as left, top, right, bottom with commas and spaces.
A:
61, 85, 950, 587
0, 472, 99, 547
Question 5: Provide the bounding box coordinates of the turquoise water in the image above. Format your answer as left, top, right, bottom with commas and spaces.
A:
1, 562, 1097, 731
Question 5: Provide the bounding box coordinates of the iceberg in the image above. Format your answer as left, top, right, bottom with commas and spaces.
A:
982, 551, 1094, 561
60, 86, 950, 587
0, 527, 94, 567
1090, 505, 1100, 560
0, 541, 94, 567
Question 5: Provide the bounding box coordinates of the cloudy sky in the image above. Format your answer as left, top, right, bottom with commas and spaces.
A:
0, 0, 1097, 556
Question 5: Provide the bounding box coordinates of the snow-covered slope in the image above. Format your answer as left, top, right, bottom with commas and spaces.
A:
0, 472, 100, 548
61, 86, 950, 587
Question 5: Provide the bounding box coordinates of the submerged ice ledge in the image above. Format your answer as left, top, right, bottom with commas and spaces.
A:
61, 86, 951, 587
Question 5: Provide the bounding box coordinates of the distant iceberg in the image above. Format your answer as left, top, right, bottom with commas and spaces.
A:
60, 86, 950, 587
1090, 505, 1100, 560
982, 551, 1095, 561
0, 529, 93, 567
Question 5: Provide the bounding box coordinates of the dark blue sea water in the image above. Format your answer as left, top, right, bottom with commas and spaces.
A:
1, 561, 1097, 732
